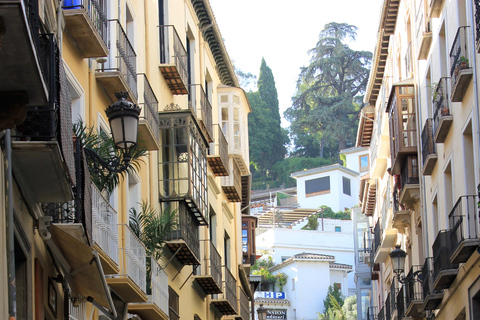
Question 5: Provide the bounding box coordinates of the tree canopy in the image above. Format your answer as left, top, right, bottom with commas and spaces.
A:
285, 22, 372, 160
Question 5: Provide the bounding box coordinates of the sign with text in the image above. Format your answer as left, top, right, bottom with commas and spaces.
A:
256, 292, 286, 299
267, 309, 287, 319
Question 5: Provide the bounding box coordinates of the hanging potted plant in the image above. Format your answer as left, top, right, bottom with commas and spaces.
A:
460, 56, 469, 69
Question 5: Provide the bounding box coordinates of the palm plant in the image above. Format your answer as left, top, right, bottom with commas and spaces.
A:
129, 201, 178, 260
73, 120, 147, 193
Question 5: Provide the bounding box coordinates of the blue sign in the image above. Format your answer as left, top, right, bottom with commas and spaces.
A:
257, 292, 286, 299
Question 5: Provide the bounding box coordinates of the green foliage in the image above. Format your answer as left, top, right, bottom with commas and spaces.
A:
323, 285, 345, 315
73, 120, 147, 193
129, 201, 178, 260
302, 215, 320, 230
252, 267, 276, 284
235, 66, 257, 92
274, 272, 288, 290
285, 22, 371, 160
342, 295, 357, 320
248, 59, 289, 182
318, 295, 344, 320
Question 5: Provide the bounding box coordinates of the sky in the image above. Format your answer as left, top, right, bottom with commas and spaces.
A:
209, 0, 384, 126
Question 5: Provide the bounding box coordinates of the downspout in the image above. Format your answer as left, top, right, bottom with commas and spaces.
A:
5, 129, 16, 320
467, 0, 480, 186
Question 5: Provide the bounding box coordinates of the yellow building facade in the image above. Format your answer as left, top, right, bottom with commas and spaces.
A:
356, 0, 480, 319
0, 1, 253, 319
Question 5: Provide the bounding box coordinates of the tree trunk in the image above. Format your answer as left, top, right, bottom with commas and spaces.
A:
320, 137, 325, 158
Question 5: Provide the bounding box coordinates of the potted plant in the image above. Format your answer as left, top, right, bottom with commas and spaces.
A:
460, 56, 469, 69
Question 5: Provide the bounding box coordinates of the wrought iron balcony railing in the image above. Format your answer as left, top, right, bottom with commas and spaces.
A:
137, 73, 160, 149
449, 194, 480, 264
188, 84, 213, 142
373, 218, 382, 255
432, 230, 458, 290
208, 124, 229, 176
238, 287, 250, 320
405, 265, 423, 310
118, 224, 147, 293
367, 306, 378, 320
92, 183, 119, 269
225, 266, 237, 313
397, 286, 405, 319
421, 118, 436, 173
149, 257, 169, 315
378, 306, 385, 320
159, 25, 188, 94
422, 257, 444, 310
449, 26, 471, 91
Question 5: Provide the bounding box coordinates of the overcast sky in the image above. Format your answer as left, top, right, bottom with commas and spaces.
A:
209, 0, 384, 126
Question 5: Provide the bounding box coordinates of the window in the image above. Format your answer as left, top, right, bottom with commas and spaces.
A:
342, 177, 351, 196
305, 176, 330, 197
335, 226, 341, 232
224, 232, 231, 269
169, 286, 179, 320
359, 155, 369, 172
334, 282, 341, 290
242, 229, 248, 253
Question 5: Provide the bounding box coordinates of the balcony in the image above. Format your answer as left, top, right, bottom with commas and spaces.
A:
92, 184, 119, 274
96, 20, 137, 104
416, 1, 432, 60
211, 266, 238, 315
421, 118, 437, 175
11, 35, 75, 203
387, 82, 416, 174
158, 111, 209, 225
429, 0, 444, 18
404, 265, 423, 318
0, 1, 49, 108
237, 287, 250, 320
398, 155, 420, 208
129, 257, 169, 320
107, 224, 148, 303
208, 124, 229, 176
405, 42, 413, 76
450, 26, 472, 102
432, 230, 458, 290
188, 84, 213, 142
449, 195, 480, 264
374, 218, 397, 264
137, 74, 160, 150
476, 0, 480, 52
396, 286, 405, 319
388, 281, 397, 320
193, 240, 222, 294
433, 77, 453, 143
221, 158, 242, 202
378, 306, 385, 320
422, 257, 443, 311
164, 201, 200, 265
62, 0, 108, 58
367, 306, 378, 320
392, 189, 411, 234
360, 176, 376, 216
159, 25, 188, 94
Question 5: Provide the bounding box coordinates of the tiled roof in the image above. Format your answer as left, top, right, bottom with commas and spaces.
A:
255, 298, 291, 305
293, 252, 335, 260
290, 164, 358, 178
329, 262, 353, 270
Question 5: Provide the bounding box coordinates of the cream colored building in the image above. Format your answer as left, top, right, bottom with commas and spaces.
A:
356, 0, 480, 319
0, 1, 254, 320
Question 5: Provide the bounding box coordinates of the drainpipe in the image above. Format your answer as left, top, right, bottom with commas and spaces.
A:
5, 129, 16, 320
467, 0, 480, 186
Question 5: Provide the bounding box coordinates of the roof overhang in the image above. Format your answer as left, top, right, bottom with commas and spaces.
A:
356, 105, 375, 147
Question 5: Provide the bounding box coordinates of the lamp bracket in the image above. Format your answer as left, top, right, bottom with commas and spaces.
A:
84, 147, 131, 174
397, 269, 423, 284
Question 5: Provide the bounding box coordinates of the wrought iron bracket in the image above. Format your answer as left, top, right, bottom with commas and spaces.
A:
84, 147, 131, 174
397, 269, 423, 284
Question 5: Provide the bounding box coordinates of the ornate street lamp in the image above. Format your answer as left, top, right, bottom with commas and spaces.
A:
389, 245, 422, 284
257, 304, 267, 320
84, 91, 141, 173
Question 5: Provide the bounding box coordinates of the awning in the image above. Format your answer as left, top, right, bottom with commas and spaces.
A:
39, 218, 117, 318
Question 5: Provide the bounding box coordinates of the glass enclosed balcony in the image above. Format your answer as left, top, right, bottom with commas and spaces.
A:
387, 82, 417, 175
158, 110, 208, 225
62, 0, 108, 58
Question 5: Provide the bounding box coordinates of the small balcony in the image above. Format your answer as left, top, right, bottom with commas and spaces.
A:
159, 25, 188, 94
433, 77, 453, 143
211, 266, 238, 315
367, 306, 378, 320
237, 287, 250, 320
164, 201, 200, 265
96, 20, 137, 104
429, 0, 444, 18
221, 158, 242, 202
11, 35, 75, 203
374, 218, 397, 264
92, 184, 119, 274
378, 306, 385, 320
416, 2, 432, 60
388, 281, 397, 320
207, 124, 229, 176
421, 118, 437, 175
107, 224, 148, 303
450, 26, 473, 102
392, 188, 411, 234
398, 155, 420, 207
137, 74, 160, 151
62, 0, 108, 58
449, 195, 480, 264
158, 111, 209, 225
432, 230, 458, 290
405, 42, 413, 76
396, 286, 405, 319
387, 83, 416, 174
0, 1, 49, 108
189, 84, 213, 142
129, 257, 169, 320
404, 266, 423, 318
422, 257, 444, 311
193, 240, 222, 294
